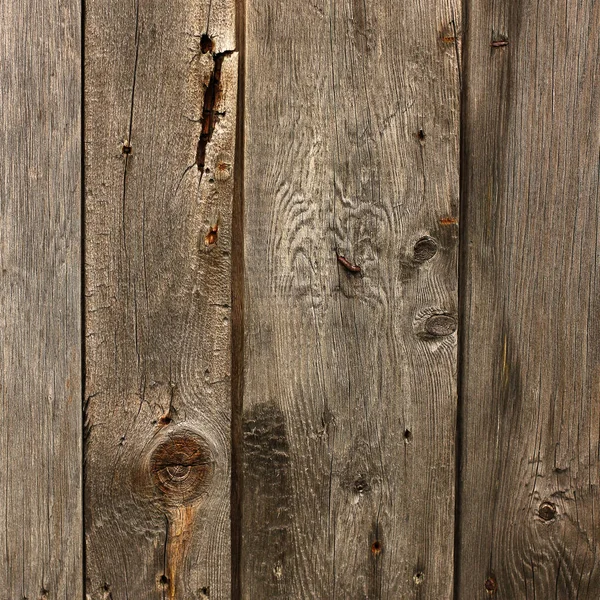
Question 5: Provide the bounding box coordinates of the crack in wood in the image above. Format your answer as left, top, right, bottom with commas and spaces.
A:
196, 47, 235, 179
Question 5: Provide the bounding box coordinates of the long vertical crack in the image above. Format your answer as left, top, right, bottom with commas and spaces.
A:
196, 39, 235, 180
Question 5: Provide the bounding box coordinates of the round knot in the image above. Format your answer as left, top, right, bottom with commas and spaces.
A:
538, 501, 557, 522
413, 236, 438, 262
150, 432, 214, 504
424, 313, 457, 337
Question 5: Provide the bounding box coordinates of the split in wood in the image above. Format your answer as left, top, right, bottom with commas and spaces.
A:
491, 39, 509, 47
196, 37, 235, 180
200, 33, 214, 54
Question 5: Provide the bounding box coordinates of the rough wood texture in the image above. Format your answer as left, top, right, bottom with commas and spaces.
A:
0, 0, 82, 596
459, 0, 600, 597
241, 0, 460, 597
84, 0, 237, 597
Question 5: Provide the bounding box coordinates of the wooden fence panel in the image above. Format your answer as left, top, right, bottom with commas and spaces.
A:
459, 0, 600, 597
0, 0, 82, 597
240, 0, 461, 597
84, 0, 237, 597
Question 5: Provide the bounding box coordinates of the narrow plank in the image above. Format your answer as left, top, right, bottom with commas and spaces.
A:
84, 0, 237, 597
459, 0, 600, 597
0, 0, 82, 596
241, 0, 460, 597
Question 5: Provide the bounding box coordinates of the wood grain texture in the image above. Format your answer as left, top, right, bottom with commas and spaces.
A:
459, 0, 600, 597
84, 0, 237, 597
241, 0, 460, 597
0, 0, 82, 596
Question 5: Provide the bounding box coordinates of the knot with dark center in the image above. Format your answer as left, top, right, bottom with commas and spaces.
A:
150, 432, 214, 505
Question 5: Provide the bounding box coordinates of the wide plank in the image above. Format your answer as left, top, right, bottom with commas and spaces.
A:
84, 0, 237, 597
241, 0, 461, 597
459, 0, 600, 597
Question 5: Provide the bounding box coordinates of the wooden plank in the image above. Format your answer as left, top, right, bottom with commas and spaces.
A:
241, 0, 460, 597
84, 0, 237, 597
0, 0, 82, 596
459, 0, 600, 597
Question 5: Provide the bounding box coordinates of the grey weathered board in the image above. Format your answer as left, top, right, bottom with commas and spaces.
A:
5, 0, 600, 596
84, 0, 237, 598
240, 0, 461, 598
0, 0, 82, 597
458, 0, 600, 598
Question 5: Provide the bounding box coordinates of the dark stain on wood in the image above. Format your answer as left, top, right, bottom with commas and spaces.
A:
242, 403, 293, 597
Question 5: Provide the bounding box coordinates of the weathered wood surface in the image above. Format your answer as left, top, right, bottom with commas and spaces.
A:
459, 0, 600, 597
84, 0, 237, 597
0, 0, 82, 596
241, 0, 461, 597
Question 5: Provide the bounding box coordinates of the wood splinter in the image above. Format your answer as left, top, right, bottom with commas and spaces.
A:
336, 253, 361, 274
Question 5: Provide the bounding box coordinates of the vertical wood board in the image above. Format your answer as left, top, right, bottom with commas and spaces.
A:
0, 0, 82, 596
241, 0, 461, 597
459, 0, 600, 597
84, 0, 237, 597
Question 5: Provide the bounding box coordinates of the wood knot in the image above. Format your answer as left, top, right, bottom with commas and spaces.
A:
413, 236, 438, 262
150, 432, 214, 504
424, 313, 457, 337
538, 501, 557, 522
353, 475, 372, 495
484, 575, 498, 595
